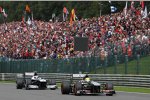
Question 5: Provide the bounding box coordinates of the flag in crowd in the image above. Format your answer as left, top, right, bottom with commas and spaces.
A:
26, 5, 31, 13
0, 2, 149, 25
70, 9, 76, 25
124, 1, 128, 15
0, 7, 8, 18
0, 6, 2, 13
52, 13, 56, 22
24, 4, 32, 23
70, 14, 73, 25
27, 17, 31, 25
0, 7, 8, 25
63, 7, 69, 22
110, 6, 117, 13
140, 1, 145, 10
131, 1, 135, 10
2, 9, 8, 18
109, 1, 117, 13
71, 9, 76, 21
52, 13, 55, 19
143, 6, 147, 18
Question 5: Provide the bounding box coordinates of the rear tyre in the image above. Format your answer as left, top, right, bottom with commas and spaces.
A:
61, 81, 70, 94
105, 82, 114, 96
16, 84, 22, 89
16, 79, 24, 89
105, 82, 113, 90
25, 84, 29, 90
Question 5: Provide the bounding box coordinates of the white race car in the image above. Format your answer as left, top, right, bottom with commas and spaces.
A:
16, 72, 57, 90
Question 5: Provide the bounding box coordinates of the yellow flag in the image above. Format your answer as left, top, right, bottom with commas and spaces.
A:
71, 9, 76, 21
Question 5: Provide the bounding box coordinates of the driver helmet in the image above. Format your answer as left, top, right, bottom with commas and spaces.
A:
85, 77, 90, 82
34, 71, 37, 76
84, 74, 90, 82
85, 74, 89, 78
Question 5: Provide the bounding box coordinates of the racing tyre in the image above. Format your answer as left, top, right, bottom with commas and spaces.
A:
16, 84, 22, 89
25, 79, 31, 90
16, 79, 24, 89
105, 82, 114, 96
105, 82, 113, 90
61, 81, 70, 94
25, 84, 29, 90
74, 81, 82, 96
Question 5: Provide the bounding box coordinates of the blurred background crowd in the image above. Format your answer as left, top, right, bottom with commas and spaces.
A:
0, 2, 149, 59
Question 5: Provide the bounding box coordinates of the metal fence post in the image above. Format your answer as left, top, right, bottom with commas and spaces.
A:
114, 55, 117, 74
125, 55, 128, 74
94, 57, 97, 74
86, 57, 89, 73
70, 59, 73, 74
104, 56, 108, 74
136, 54, 140, 75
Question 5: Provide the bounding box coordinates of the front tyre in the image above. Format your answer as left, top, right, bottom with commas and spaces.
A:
74, 81, 82, 96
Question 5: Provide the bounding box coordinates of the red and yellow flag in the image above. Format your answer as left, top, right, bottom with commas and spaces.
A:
70, 9, 76, 25
70, 15, 73, 25
71, 9, 75, 21
140, 1, 145, 10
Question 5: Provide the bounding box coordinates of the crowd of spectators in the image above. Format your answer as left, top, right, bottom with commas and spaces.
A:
0, 7, 150, 59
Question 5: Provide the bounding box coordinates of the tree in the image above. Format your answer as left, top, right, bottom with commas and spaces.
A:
0, 1, 149, 23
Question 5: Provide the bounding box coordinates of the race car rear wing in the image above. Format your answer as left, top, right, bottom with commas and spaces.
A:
16, 73, 24, 78
68, 74, 87, 83
16, 72, 35, 79
72, 74, 86, 78
24, 72, 35, 76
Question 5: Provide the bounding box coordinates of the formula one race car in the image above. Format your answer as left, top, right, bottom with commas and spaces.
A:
61, 74, 115, 96
16, 72, 57, 90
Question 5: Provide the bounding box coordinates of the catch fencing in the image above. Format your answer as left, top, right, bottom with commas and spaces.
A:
0, 54, 149, 74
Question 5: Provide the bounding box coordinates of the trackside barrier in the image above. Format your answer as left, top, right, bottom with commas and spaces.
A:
0, 73, 16, 81
0, 73, 150, 88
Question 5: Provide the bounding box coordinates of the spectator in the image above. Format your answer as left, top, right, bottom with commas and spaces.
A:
0, 7, 149, 59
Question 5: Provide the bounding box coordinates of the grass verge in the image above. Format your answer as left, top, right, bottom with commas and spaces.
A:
115, 86, 150, 93
0, 80, 15, 83
92, 56, 150, 75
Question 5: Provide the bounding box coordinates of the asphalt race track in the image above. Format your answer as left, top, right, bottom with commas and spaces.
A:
0, 83, 150, 100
